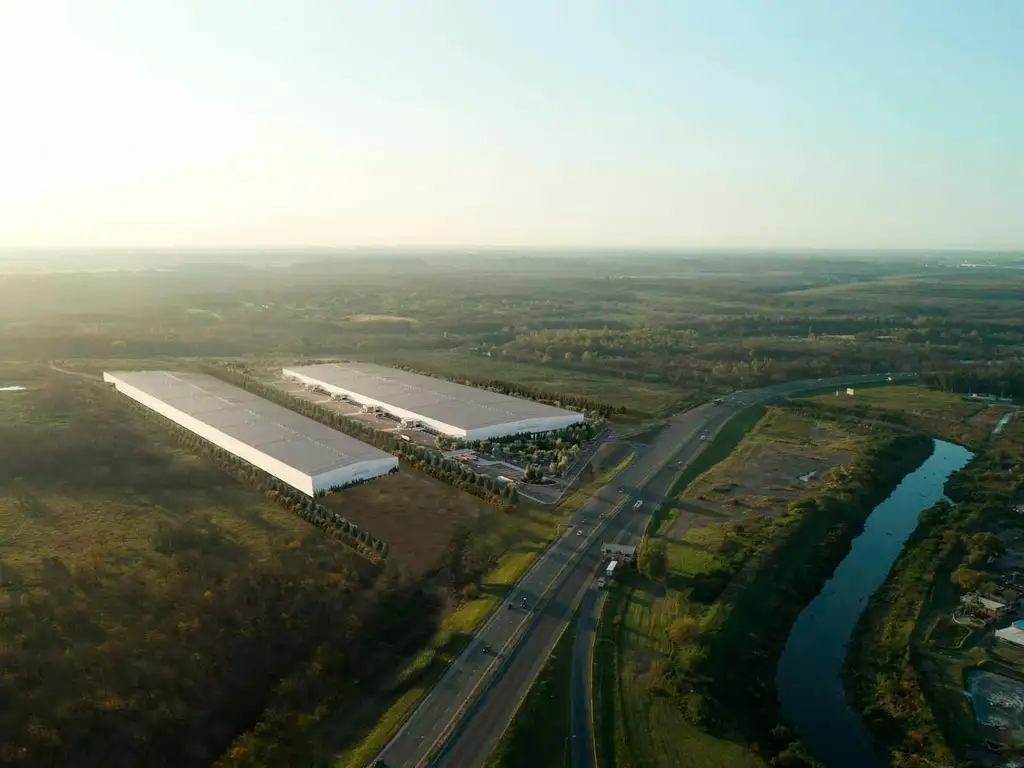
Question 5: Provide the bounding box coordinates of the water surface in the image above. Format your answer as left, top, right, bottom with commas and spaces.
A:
776, 439, 973, 767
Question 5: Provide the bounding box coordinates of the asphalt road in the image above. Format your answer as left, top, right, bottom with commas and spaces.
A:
373, 373, 913, 768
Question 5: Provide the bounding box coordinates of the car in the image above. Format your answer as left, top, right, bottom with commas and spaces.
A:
618, 486, 626, 493
699, 433, 708, 441
577, 528, 584, 536
482, 643, 491, 655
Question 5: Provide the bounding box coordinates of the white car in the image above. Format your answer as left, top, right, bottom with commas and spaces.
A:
577, 528, 584, 536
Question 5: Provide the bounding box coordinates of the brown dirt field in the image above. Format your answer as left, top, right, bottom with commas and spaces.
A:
323, 468, 496, 576
667, 410, 862, 540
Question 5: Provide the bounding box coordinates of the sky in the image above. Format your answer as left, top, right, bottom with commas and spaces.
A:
1, 1, 1022, 250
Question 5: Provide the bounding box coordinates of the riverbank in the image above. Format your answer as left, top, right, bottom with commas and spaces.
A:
695, 433, 935, 762
846, 427, 1024, 766
597, 397, 936, 767
777, 439, 973, 767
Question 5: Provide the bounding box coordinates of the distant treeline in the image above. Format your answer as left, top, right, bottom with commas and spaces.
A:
200, 364, 518, 507
115, 393, 389, 561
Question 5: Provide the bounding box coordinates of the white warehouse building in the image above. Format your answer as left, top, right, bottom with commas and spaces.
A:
104, 370, 398, 496
282, 362, 586, 441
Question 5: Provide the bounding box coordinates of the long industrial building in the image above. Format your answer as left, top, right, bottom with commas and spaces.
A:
104, 370, 398, 496
282, 362, 586, 441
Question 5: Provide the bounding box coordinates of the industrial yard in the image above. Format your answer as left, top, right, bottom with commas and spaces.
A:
283, 361, 586, 440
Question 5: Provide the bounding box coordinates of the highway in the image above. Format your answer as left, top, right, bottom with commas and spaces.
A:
373, 373, 912, 768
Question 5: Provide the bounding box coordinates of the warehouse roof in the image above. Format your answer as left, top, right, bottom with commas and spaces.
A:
283, 362, 582, 431
106, 371, 392, 475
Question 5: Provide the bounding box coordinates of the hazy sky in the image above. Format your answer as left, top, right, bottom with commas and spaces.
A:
1, 1, 1021, 249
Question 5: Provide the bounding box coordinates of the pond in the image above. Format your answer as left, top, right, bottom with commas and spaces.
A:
775, 438, 974, 767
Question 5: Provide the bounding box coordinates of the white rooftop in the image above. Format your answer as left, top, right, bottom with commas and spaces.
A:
963, 593, 1008, 612
283, 362, 582, 432
105, 370, 392, 474
996, 627, 1024, 647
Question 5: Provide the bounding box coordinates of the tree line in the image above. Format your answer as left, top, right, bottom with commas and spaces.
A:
115, 393, 389, 562
200, 364, 518, 507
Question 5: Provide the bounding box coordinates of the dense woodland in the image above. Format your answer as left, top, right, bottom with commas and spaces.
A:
0, 373, 449, 767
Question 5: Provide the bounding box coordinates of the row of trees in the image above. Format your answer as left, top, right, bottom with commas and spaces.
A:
116, 394, 389, 561
201, 364, 516, 507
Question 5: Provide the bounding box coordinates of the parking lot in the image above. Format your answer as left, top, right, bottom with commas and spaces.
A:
264, 371, 431, 439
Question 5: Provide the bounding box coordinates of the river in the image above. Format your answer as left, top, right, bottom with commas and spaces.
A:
775, 438, 974, 767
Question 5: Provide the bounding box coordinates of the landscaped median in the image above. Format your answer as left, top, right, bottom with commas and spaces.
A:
484, 612, 580, 768
559, 444, 635, 512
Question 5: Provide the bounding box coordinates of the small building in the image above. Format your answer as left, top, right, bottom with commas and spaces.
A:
996, 626, 1024, 648
961, 593, 1012, 621
602, 543, 637, 563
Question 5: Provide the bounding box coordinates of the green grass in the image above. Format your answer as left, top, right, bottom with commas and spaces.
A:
485, 612, 579, 768
597, 577, 763, 768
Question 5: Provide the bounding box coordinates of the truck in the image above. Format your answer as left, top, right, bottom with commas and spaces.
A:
606, 560, 618, 579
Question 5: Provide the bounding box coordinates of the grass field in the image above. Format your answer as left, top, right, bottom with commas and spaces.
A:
325, 469, 539, 576
667, 406, 863, 538
801, 384, 1012, 446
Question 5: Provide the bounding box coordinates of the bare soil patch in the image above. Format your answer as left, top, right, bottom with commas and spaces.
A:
667, 410, 861, 540
324, 468, 496, 576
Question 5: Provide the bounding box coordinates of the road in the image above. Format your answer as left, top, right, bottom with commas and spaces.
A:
565, 372, 917, 767
373, 373, 912, 768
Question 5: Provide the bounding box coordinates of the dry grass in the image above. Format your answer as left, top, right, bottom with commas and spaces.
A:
325, 470, 497, 575
667, 408, 863, 538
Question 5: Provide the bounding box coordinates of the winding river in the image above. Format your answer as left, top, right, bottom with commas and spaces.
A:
775, 439, 974, 767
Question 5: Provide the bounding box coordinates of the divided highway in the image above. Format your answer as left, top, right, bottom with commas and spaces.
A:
373, 373, 912, 768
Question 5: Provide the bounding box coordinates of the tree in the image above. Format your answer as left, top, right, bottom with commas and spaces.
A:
952, 566, 992, 592
668, 616, 701, 645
